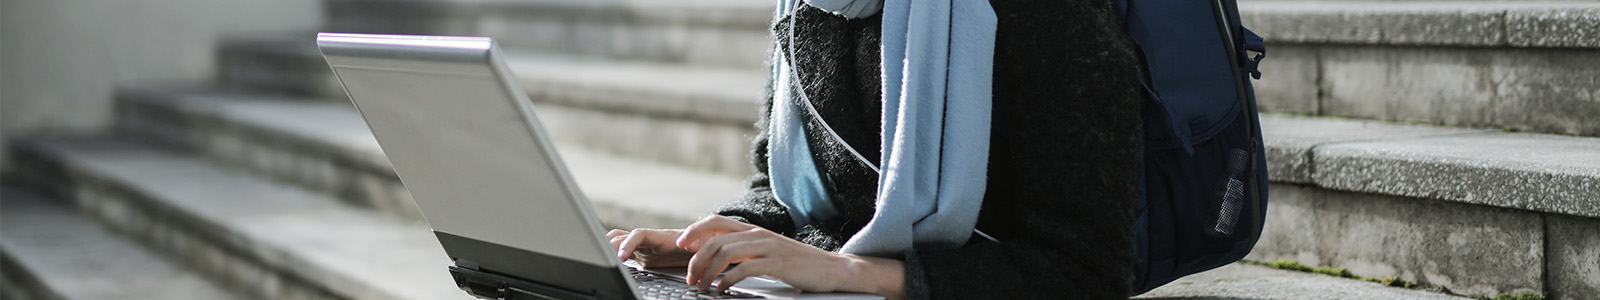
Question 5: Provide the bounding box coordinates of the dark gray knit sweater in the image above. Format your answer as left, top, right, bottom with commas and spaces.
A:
714, 1, 1146, 298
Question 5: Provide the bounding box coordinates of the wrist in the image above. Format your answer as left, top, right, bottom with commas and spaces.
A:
838, 254, 907, 300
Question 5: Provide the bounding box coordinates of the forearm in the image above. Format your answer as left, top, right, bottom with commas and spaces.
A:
838, 254, 907, 300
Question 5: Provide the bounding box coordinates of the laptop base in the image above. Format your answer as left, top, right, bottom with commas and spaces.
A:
450, 262, 630, 300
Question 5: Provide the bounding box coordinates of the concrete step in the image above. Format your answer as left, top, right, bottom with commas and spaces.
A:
1243, 1, 1600, 136
1260, 114, 1599, 219
178, 43, 767, 175
1255, 114, 1600, 299
1134, 263, 1473, 300
504, 52, 764, 176
0, 187, 254, 300
323, 0, 774, 69
114, 85, 746, 229
216, 33, 344, 98
9, 138, 472, 300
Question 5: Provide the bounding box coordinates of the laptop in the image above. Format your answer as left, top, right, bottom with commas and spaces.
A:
315, 33, 881, 300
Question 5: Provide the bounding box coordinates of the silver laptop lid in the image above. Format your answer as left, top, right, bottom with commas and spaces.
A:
316, 33, 628, 290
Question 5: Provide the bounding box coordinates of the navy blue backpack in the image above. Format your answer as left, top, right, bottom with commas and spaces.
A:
1115, 0, 1270, 294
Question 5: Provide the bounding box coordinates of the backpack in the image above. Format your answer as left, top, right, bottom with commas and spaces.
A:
1115, 0, 1270, 294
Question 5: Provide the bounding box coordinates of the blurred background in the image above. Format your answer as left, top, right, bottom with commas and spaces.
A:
0, 0, 1595, 299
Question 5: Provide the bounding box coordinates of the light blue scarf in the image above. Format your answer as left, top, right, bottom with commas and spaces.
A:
768, 0, 996, 257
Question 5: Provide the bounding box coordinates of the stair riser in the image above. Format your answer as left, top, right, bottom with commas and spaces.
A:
1254, 45, 1600, 136
10, 149, 346, 300
1250, 183, 1599, 299
535, 103, 757, 176
217, 45, 347, 100
115, 95, 425, 222
324, 0, 773, 69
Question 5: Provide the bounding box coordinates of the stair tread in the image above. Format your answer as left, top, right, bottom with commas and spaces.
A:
0, 188, 254, 300
1261, 114, 1600, 218
1242, 1, 1600, 48
19, 139, 470, 300
1136, 263, 1473, 300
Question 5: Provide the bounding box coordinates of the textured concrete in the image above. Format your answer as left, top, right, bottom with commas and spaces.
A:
117, 86, 419, 221
12, 139, 470, 300
210, 39, 768, 172
1257, 114, 1490, 184
1238, 2, 1600, 137
537, 103, 757, 177
0, 0, 321, 173
1252, 45, 1319, 114
114, 86, 749, 229
1136, 263, 1472, 300
217, 34, 346, 99
0, 188, 253, 300
1546, 214, 1600, 300
1243, 2, 1600, 48
325, 0, 774, 69
1506, 6, 1600, 49
505, 51, 765, 127
1315, 132, 1600, 219
1315, 45, 1600, 136
1248, 183, 1545, 299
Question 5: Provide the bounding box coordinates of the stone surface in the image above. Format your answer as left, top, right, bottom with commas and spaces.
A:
1251, 44, 1319, 114
1242, 2, 1600, 48
1546, 214, 1600, 300
117, 86, 419, 221
1317, 46, 1498, 128
537, 103, 757, 178
217, 34, 345, 99
211, 40, 769, 171
325, 0, 775, 69
1507, 6, 1600, 49
12, 138, 471, 300
0, 187, 253, 300
1314, 132, 1600, 219
115, 85, 748, 228
505, 51, 765, 126
1258, 114, 1490, 184
0, 0, 320, 174
1136, 263, 1472, 300
480, 10, 771, 69
1313, 45, 1600, 136
1248, 183, 1545, 299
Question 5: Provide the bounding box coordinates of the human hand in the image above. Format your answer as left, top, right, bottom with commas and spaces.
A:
608, 228, 692, 268
676, 216, 906, 299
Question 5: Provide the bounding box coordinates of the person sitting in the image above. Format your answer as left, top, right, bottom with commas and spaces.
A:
608, 0, 1147, 298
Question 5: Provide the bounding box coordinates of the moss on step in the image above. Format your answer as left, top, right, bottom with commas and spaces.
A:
1367, 276, 1416, 288
1491, 292, 1543, 300
1242, 259, 1410, 288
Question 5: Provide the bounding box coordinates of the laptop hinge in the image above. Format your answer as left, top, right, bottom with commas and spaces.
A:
450, 260, 622, 300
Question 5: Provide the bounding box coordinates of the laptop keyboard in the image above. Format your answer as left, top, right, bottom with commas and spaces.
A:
628, 268, 764, 300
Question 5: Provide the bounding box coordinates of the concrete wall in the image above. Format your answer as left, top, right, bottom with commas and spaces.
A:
0, 0, 322, 172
